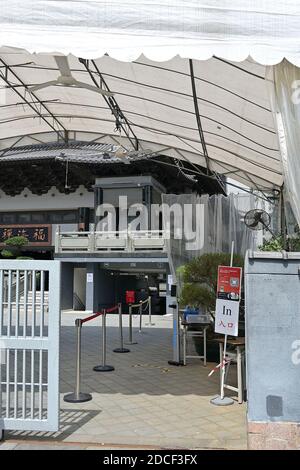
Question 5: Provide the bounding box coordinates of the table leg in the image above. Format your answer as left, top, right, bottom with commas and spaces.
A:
203, 327, 207, 366
237, 346, 243, 404
183, 326, 187, 366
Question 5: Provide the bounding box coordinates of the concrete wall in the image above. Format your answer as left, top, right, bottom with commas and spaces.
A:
0, 185, 94, 211
245, 252, 300, 449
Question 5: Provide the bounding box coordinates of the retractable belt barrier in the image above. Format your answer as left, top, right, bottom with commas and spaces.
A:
113, 302, 130, 353
125, 303, 138, 345
64, 311, 103, 403
63, 299, 148, 403
93, 307, 115, 373
130, 296, 151, 334
145, 295, 155, 327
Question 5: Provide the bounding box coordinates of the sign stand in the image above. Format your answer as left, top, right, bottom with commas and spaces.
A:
211, 241, 236, 406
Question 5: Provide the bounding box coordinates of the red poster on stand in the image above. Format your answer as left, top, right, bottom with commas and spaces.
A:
217, 266, 242, 302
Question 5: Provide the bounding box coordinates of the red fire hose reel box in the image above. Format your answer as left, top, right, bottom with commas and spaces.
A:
126, 290, 135, 304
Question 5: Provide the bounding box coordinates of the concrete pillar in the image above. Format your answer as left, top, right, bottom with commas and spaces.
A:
61, 263, 74, 310
85, 263, 100, 312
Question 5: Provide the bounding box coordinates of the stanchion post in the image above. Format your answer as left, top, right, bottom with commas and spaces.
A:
114, 303, 130, 353
125, 303, 138, 345
93, 309, 115, 372
145, 296, 155, 326
139, 300, 143, 333
64, 318, 92, 402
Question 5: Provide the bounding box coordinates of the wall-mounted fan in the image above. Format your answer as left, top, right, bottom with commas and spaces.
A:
29, 56, 114, 96
244, 209, 275, 236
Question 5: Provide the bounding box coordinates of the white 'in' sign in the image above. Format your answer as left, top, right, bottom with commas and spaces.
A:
214, 299, 239, 336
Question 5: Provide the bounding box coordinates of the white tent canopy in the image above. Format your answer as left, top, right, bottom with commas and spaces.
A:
2, 1, 300, 193
0, 49, 282, 190
1, 1, 300, 64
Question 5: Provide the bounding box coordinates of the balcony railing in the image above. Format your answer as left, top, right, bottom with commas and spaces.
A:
55, 228, 167, 254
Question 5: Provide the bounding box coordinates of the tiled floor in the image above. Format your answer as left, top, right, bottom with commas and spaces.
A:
3, 313, 247, 450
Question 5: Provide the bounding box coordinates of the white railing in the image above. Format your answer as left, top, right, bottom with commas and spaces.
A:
55, 227, 167, 253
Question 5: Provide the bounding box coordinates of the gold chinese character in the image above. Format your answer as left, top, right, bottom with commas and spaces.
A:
17, 229, 28, 237
2, 228, 13, 240
33, 228, 46, 241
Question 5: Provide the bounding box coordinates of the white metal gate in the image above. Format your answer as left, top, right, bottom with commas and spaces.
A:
0, 260, 61, 432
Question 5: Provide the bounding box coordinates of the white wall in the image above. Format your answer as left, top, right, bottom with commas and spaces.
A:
0, 185, 94, 211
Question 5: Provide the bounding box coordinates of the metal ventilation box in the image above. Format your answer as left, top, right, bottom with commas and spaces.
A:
245, 251, 300, 422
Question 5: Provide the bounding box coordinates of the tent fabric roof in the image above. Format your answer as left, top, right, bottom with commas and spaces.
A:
1, 1, 300, 65
0, 48, 282, 190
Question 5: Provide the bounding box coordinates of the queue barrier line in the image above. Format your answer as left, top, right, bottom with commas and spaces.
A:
63, 312, 103, 404
64, 304, 119, 402
106, 304, 119, 313
81, 310, 103, 324
126, 296, 154, 338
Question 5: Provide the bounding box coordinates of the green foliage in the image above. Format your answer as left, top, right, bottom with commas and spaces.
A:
259, 235, 284, 252
259, 235, 300, 252
1, 235, 29, 259
290, 237, 300, 251
178, 252, 244, 312
1, 249, 14, 258
4, 236, 28, 247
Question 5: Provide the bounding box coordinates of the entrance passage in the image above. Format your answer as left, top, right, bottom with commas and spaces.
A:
6, 312, 246, 449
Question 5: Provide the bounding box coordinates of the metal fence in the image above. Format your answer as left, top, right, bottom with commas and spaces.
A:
0, 260, 61, 432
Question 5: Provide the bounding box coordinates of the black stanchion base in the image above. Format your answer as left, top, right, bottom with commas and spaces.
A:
63, 392, 92, 403
168, 360, 185, 366
113, 347, 130, 353
93, 365, 115, 372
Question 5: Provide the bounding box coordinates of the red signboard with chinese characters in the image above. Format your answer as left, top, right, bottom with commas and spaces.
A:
125, 290, 135, 305
0, 225, 52, 246
217, 266, 242, 302
215, 265, 242, 337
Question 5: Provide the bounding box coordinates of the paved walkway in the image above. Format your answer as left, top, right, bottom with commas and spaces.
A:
3, 313, 247, 450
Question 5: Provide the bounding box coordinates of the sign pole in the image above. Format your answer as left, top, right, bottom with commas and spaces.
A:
211, 241, 235, 406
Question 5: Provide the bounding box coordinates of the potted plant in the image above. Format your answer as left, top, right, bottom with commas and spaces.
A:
178, 252, 244, 361
1, 235, 32, 259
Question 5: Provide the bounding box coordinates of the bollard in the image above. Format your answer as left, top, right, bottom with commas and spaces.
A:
145, 296, 155, 326
64, 319, 92, 402
113, 303, 130, 353
125, 304, 138, 345
93, 309, 115, 372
